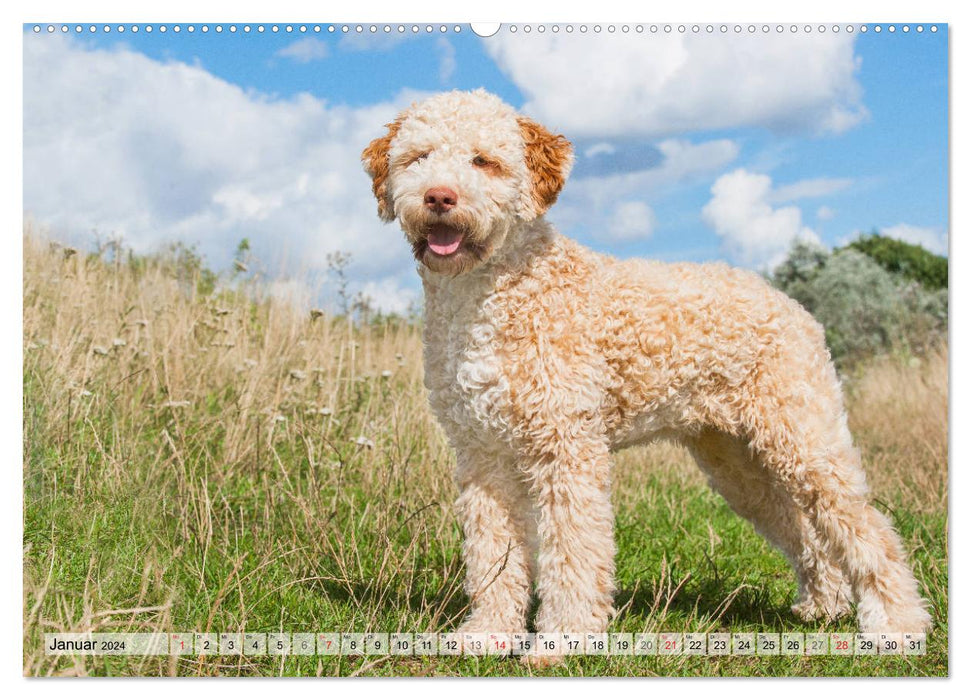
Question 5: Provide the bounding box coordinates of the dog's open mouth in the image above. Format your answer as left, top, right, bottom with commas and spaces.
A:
426, 223, 464, 256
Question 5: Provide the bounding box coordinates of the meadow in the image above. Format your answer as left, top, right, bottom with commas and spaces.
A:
22, 230, 948, 677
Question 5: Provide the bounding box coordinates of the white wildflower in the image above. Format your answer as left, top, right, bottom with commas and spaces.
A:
112, 338, 127, 347
92, 346, 109, 356
381, 370, 392, 379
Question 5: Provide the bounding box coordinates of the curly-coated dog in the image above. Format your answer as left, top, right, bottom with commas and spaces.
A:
361, 90, 931, 652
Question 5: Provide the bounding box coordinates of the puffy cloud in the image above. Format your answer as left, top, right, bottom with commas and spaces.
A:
484, 31, 865, 138
605, 201, 655, 241
552, 137, 739, 245
359, 277, 419, 316
276, 37, 329, 63
878, 223, 948, 256
570, 139, 739, 202
702, 169, 819, 268
23, 34, 423, 312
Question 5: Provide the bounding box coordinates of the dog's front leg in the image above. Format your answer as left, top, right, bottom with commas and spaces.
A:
454, 451, 533, 635
527, 438, 617, 640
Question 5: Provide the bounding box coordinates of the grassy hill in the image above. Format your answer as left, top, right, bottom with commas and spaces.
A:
23, 230, 948, 677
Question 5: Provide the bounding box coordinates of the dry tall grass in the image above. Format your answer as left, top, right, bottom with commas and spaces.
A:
22, 228, 948, 676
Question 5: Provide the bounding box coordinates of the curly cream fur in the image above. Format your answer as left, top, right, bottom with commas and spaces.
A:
362, 90, 931, 653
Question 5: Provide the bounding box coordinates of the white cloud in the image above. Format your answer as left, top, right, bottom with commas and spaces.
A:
338, 30, 415, 52
570, 139, 739, 203
359, 278, 419, 316
605, 202, 655, 241
816, 205, 837, 221
584, 142, 616, 158
23, 35, 425, 313
879, 223, 948, 256
264, 278, 316, 309
437, 37, 457, 83
276, 37, 329, 63
769, 176, 853, 203
702, 168, 819, 268
484, 32, 866, 138
551, 137, 739, 244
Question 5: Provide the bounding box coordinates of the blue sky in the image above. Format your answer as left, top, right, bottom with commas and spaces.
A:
22, 23, 948, 312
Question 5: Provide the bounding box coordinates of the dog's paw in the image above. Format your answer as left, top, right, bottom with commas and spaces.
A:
521, 653, 564, 670
857, 601, 933, 634
792, 597, 852, 623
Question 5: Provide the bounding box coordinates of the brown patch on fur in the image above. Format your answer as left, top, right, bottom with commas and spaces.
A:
361, 118, 404, 222
517, 117, 573, 215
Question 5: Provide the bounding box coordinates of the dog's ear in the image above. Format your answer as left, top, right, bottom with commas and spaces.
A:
517, 116, 574, 218
361, 118, 403, 222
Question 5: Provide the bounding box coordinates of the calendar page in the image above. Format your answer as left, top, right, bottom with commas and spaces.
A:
21, 9, 948, 679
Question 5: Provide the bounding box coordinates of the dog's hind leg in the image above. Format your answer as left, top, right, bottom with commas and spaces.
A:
454, 449, 533, 635
686, 429, 853, 623
742, 387, 932, 633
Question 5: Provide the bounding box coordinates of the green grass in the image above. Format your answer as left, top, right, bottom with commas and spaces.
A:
22, 400, 947, 676
22, 235, 948, 677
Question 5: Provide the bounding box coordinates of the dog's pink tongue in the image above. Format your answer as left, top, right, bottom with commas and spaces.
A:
427, 228, 463, 255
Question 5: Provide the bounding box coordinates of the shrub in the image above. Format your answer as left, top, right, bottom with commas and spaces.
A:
841, 232, 948, 290
772, 243, 947, 365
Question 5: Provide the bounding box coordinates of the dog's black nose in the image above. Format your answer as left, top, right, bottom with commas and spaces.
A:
424, 187, 458, 213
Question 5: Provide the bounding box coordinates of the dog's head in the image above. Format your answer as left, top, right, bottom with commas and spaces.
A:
362, 89, 573, 275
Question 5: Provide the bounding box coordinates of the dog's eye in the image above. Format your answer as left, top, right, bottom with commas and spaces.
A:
406, 152, 430, 166
472, 155, 504, 175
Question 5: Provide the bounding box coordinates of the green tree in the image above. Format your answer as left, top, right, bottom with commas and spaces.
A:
841, 232, 948, 290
